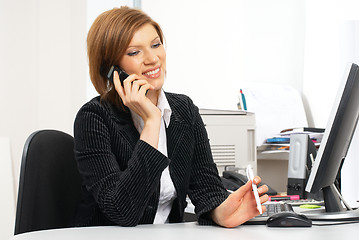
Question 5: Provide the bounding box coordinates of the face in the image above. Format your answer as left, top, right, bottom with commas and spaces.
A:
119, 23, 166, 92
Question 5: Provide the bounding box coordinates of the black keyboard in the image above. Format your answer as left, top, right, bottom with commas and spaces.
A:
261, 202, 294, 217
245, 202, 294, 224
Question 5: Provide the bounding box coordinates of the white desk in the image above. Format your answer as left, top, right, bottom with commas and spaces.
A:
10, 222, 359, 240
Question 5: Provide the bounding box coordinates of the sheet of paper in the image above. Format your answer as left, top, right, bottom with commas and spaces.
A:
243, 83, 308, 146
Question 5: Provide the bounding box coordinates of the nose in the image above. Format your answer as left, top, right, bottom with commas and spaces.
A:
144, 50, 159, 65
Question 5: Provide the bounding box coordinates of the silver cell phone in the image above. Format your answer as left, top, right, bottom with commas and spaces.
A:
106, 65, 129, 85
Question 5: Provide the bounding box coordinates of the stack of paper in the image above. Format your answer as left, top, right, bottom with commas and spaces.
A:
259, 127, 325, 154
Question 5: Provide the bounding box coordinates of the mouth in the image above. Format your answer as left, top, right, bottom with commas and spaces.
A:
142, 66, 161, 79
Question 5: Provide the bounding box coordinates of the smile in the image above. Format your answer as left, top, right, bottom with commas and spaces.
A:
143, 67, 160, 76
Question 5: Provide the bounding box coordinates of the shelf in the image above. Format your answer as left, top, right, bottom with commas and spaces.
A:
257, 150, 289, 160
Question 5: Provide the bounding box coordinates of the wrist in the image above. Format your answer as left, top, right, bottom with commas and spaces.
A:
140, 111, 161, 149
210, 208, 221, 225
210, 205, 233, 228
143, 111, 161, 128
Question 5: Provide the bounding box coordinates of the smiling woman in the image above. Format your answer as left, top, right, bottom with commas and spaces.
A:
119, 23, 166, 98
72, 6, 268, 228
86, 7, 165, 109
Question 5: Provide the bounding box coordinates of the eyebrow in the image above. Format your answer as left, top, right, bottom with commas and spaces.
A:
127, 36, 160, 49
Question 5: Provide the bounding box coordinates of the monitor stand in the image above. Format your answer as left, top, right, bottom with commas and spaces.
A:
303, 184, 359, 221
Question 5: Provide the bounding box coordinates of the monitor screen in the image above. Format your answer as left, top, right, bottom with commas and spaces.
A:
305, 63, 359, 221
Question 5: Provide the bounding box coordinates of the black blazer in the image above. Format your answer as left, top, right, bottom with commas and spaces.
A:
73, 92, 228, 227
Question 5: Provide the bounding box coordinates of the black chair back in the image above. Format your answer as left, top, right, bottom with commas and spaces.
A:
14, 130, 82, 235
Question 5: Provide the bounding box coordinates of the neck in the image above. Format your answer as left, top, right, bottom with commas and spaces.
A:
147, 89, 161, 106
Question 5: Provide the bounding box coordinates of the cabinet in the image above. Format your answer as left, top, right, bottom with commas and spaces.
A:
257, 151, 289, 193
200, 109, 257, 175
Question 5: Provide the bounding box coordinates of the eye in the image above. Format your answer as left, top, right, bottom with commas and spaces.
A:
127, 50, 140, 56
152, 43, 161, 48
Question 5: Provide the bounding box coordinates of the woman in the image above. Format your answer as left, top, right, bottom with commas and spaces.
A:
73, 6, 268, 228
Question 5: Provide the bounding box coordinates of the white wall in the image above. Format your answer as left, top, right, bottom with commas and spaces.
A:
0, 0, 88, 184
86, 0, 135, 99
142, 0, 306, 110
303, 0, 359, 206
0, 0, 87, 238
0, 138, 15, 239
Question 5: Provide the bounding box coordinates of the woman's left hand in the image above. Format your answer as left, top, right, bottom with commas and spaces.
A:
211, 176, 269, 228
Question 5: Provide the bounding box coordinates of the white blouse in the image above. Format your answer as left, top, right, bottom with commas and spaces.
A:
130, 89, 177, 224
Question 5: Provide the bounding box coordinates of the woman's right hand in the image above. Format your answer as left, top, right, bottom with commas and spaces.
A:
211, 177, 268, 228
113, 71, 161, 149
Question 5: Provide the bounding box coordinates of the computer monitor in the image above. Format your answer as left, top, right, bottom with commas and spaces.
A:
305, 63, 359, 221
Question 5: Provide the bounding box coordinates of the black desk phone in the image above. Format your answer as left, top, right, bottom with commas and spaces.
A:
221, 171, 278, 196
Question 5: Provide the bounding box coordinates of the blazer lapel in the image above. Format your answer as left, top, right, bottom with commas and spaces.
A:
166, 112, 189, 160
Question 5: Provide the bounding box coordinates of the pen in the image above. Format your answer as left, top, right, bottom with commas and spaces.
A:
237, 94, 243, 110
246, 164, 262, 214
240, 89, 247, 111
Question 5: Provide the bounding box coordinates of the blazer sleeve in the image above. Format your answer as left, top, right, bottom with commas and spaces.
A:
186, 102, 230, 225
74, 101, 169, 226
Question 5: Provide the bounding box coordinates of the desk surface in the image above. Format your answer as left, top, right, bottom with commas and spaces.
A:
10, 221, 359, 240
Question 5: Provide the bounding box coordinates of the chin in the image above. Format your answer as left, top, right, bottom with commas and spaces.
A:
150, 79, 164, 90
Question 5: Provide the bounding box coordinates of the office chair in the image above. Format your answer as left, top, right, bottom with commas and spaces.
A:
14, 130, 82, 235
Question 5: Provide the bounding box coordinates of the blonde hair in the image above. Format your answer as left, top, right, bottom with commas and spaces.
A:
87, 6, 164, 108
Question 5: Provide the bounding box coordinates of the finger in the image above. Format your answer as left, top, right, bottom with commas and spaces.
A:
130, 80, 154, 99
231, 180, 252, 199
138, 83, 153, 95
260, 194, 269, 204
258, 184, 268, 195
131, 79, 149, 92
261, 205, 267, 213
122, 74, 140, 95
252, 176, 262, 185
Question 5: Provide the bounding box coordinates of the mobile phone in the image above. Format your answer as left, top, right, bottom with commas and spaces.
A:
106, 65, 129, 85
